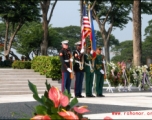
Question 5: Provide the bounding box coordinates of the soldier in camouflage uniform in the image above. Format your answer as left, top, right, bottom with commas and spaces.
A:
94, 46, 105, 97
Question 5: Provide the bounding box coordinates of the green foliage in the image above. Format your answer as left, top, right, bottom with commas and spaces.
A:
111, 40, 133, 62
89, 0, 132, 29
12, 61, 31, 69
0, 0, 40, 23
53, 26, 81, 51
31, 56, 61, 80
13, 22, 43, 56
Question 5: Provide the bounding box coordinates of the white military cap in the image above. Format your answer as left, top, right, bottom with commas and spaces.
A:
75, 41, 81, 45
61, 40, 69, 44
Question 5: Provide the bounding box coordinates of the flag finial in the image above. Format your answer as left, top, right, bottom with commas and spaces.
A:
88, 3, 91, 9
83, 1, 86, 4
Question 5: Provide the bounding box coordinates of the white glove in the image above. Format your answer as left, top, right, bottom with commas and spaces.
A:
102, 60, 105, 64
70, 58, 73, 62
90, 50, 93, 54
100, 69, 104, 74
80, 49, 84, 53
67, 68, 72, 73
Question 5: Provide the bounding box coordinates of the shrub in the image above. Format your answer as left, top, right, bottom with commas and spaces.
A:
12, 61, 31, 69
31, 56, 61, 80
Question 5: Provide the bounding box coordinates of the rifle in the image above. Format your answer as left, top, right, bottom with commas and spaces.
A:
70, 53, 74, 80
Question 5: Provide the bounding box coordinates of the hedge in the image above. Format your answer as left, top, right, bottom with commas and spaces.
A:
12, 61, 31, 69
31, 56, 61, 80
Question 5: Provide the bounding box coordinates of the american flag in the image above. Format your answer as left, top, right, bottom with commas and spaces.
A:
81, 3, 91, 50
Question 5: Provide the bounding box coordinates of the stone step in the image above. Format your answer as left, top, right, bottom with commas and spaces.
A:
0, 69, 35, 71
0, 75, 46, 78
0, 84, 61, 88
0, 78, 53, 80
0, 68, 61, 95
0, 72, 42, 75
0, 87, 47, 91
0, 81, 59, 84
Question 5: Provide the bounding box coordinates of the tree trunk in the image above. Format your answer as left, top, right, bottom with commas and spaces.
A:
133, 0, 141, 66
40, 0, 57, 56
4, 21, 22, 58
41, 10, 48, 55
4, 21, 9, 58
98, 25, 111, 62
104, 40, 110, 62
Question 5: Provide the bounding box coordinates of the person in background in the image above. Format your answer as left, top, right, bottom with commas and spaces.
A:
126, 58, 132, 70
21, 56, 25, 61
73, 41, 84, 98
9, 56, 14, 66
4, 56, 11, 67
59, 40, 73, 95
0, 56, 4, 67
94, 46, 105, 97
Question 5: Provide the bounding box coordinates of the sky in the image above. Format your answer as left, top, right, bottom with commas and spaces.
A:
51, 1, 152, 42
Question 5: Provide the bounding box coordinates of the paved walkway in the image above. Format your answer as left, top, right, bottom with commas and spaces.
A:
0, 91, 152, 119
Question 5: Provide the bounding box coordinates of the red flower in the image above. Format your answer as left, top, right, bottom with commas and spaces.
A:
103, 116, 113, 120
48, 86, 61, 107
31, 115, 51, 120
60, 92, 69, 107
48, 86, 69, 108
58, 110, 79, 119
73, 106, 89, 114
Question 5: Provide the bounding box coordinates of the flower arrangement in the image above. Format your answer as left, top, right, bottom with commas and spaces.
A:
107, 61, 152, 91
28, 80, 90, 120
107, 62, 123, 87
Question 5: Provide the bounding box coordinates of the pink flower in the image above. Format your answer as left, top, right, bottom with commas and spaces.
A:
58, 110, 79, 119
48, 86, 61, 107
73, 106, 90, 114
48, 86, 69, 108
60, 92, 69, 107
104, 116, 113, 120
31, 115, 51, 120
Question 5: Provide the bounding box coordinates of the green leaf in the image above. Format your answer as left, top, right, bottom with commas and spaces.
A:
33, 94, 43, 105
45, 80, 51, 91
35, 105, 47, 115
41, 95, 47, 104
70, 98, 78, 108
63, 89, 71, 99
51, 107, 58, 114
50, 114, 63, 119
28, 80, 38, 95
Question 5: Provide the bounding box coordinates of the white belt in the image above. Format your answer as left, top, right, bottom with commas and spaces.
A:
64, 60, 69, 62
75, 60, 81, 63
85, 62, 90, 66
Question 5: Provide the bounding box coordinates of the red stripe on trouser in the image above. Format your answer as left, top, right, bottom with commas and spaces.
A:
62, 72, 64, 92
74, 72, 76, 95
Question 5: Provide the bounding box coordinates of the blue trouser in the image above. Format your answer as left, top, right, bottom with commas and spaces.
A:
74, 72, 84, 96
62, 72, 71, 94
